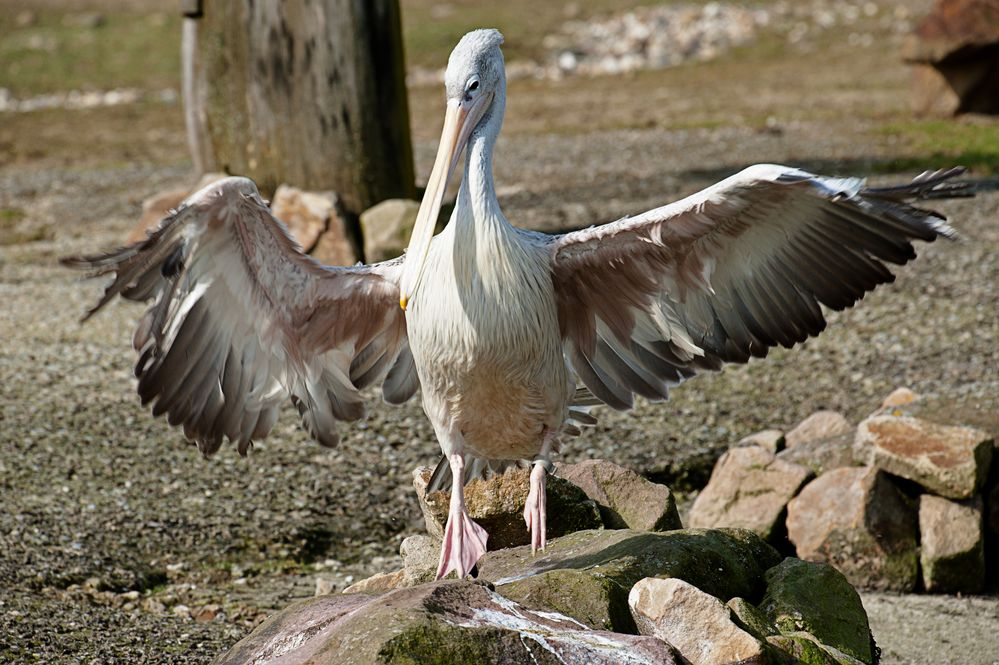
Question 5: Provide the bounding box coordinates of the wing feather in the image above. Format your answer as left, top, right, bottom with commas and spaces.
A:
549, 165, 966, 410
63, 176, 420, 455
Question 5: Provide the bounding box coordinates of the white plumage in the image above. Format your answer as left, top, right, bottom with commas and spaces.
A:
64, 29, 967, 580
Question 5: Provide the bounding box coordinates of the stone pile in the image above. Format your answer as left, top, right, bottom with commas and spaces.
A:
690, 388, 996, 594
216, 459, 879, 664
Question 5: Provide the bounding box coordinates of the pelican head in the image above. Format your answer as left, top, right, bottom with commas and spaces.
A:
399, 29, 506, 310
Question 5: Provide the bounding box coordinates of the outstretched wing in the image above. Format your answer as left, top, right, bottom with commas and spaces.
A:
63, 177, 419, 455
549, 165, 966, 410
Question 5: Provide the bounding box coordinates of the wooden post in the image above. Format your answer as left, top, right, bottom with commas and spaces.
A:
181, 0, 415, 215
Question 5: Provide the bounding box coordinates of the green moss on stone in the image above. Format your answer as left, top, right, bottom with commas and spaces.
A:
768, 634, 840, 665
727, 597, 778, 640
379, 622, 563, 664
498, 569, 636, 633
761, 559, 874, 664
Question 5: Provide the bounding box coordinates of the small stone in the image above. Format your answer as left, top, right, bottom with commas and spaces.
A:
919, 494, 985, 593
778, 432, 856, 476
400, 534, 440, 586
786, 467, 918, 592
342, 569, 405, 595
141, 598, 166, 614
557, 458, 681, 531
270, 185, 336, 253
786, 411, 853, 448
629, 577, 766, 665
882, 387, 918, 408
360, 199, 420, 263
855, 414, 993, 499
689, 445, 812, 541
172, 604, 191, 619
761, 558, 875, 664
726, 597, 778, 640
414, 466, 602, 549
121, 590, 140, 601
738, 429, 786, 454
314, 576, 336, 596
193, 603, 221, 622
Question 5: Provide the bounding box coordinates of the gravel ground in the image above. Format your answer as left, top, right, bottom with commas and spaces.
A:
1, 120, 996, 662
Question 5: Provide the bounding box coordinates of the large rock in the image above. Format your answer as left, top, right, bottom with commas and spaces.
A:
760, 558, 875, 665
498, 568, 635, 633
413, 466, 602, 549
689, 445, 812, 541
854, 414, 993, 499
786, 411, 853, 448
726, 597, 778, 640
214, 580, 681, 665
919, 494, 985, 593
271, 185, 357, 266
786, 467, 918, 592
478, 527, 782, 603
360, 198, 420, 262
342, 569, 405, 595
778, 432, 856, 476
557, 459, 681, 531
904, 0, 999, 116
629, 577, 766, 665
125, 173, 227, 244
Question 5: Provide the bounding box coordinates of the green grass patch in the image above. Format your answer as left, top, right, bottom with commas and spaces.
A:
874, 120, 999, 175
0, 8, 180, 96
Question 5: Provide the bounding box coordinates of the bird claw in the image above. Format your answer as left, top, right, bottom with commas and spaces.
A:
523, 463, 548, 554
436, 509, 488, 579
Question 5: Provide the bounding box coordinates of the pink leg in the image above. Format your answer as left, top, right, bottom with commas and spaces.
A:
523, 463, 548, 553
436, 452, 488, 579
523, 427, 556, 554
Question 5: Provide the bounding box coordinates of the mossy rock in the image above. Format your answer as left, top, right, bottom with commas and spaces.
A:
480, 527, 781, 603
761, 559, 875, 664
498, 568, 636, 633
727, 597, 778, 640
767, 634, 841, 665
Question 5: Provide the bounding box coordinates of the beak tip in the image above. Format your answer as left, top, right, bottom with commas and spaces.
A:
399, 296, 408, 311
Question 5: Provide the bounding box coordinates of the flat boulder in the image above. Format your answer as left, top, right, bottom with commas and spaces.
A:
919, 494, 986, 593
760, 558, 875, 665
360, 199, 420, 262
689, 445, 812, 541
557, 459, 681, 531
855, 414, 993, 499
786, 467, 918, 592
786, 411, 852, 448
629, 577, 766, 665
478, 527, 781, 603
213, 580, 681, 665
413, 466, 602, 549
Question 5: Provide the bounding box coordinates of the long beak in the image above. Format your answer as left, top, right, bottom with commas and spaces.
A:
399, 93, 492, 310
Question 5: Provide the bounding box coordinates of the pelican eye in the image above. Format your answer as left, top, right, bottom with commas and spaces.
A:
467, 79, 479, 93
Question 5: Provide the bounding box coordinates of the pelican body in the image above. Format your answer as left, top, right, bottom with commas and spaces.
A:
64, 29, 967, 581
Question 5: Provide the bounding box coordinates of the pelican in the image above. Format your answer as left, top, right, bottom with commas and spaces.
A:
64, 29, 967, 580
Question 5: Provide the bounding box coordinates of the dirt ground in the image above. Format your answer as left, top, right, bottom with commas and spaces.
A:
1, 1, 998, 663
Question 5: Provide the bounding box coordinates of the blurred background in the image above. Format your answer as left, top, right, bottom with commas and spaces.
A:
1, 1, 996, 663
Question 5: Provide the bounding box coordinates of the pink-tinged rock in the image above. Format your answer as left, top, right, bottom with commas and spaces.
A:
786, 467, 918, 592
777, 433, 856, 477
919, 494, 985, 593
311, 224, 357, 266
126, 187, 189, 244
628, 577, 766, 665
855, 415, 993, 499
738, 429, 786, 454
689, 446, 812, 541
786, 411, 853, 448
214, 580, 681, 665
270, 185, 333, 252
557, 459, 681, 531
